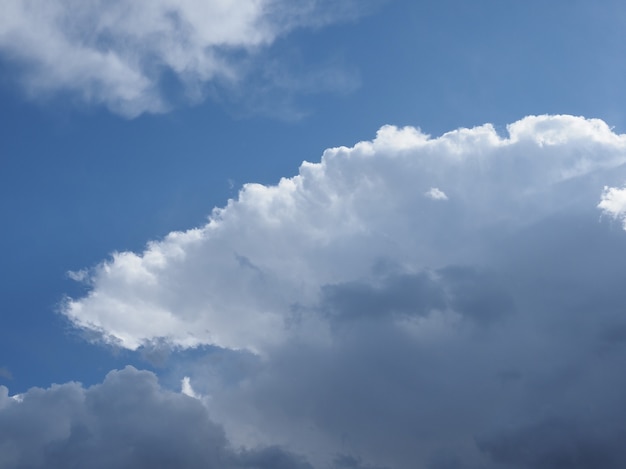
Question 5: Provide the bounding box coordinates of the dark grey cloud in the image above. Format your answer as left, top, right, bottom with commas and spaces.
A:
237, 446, 313, 469
320, 271, 446, 321
478, 418, 626, 469
320, 266, 515, 326
332, 453, 390, 469
0, 367, 310, 469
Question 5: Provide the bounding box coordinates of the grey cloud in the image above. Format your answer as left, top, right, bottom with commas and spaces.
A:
600, 323, 626, 344
236, 446, 313, 469
320, 266, 515, 325
438, 266, 516, 325
0, 367, 311, 469
478, 418, 626, 469
332, 453, 390, 469
320, 271, 445, 321
195, 213, 626, 468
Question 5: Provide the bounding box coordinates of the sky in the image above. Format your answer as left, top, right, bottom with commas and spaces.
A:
2, 0, 626, 468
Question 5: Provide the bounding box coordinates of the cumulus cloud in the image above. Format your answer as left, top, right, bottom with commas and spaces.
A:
58, 115, 626, 468
0, 0, 360, 116
0, 366, 312, 469
62, 115, 626, 352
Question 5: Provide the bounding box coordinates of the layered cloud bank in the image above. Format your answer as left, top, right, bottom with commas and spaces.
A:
43, 115, 626, 467
0, 0, 356, 116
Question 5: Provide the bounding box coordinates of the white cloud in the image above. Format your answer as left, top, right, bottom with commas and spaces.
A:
424, 187, 448, 200
598, 185, 626, 228
181, 376, 200, 400
0, 0, 360, 117
62, 115, 626, 354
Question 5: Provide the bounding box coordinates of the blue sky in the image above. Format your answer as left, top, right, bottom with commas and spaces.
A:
3, 1, 626, 468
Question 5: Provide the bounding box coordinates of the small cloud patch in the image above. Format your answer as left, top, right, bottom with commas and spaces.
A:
598, 185, 626, 229
424, 187, 448, 200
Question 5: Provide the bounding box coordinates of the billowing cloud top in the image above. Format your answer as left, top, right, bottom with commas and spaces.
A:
0, 0, 354, 116
62, 115, 626, 353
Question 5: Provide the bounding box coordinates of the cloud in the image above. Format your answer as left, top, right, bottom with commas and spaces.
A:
196, 223, 626, 467
598, 185, 626, 228
424, 187, 448, 200
58, 115, 626, 467
0, 366, 312, 469
0, 0, 361, 117
320, 267, 514, 326
62, 115, 626, 352
478, 418, 626, 469
332, 454, 390, 469
180, 376, 200, 399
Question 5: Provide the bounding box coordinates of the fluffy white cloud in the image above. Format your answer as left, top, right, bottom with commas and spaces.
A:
62, 115, 626, 353
0, 0, 358, 116
598, 185, 626, 228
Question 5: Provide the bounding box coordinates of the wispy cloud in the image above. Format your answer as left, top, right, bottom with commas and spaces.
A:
0, 0, 362, 117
